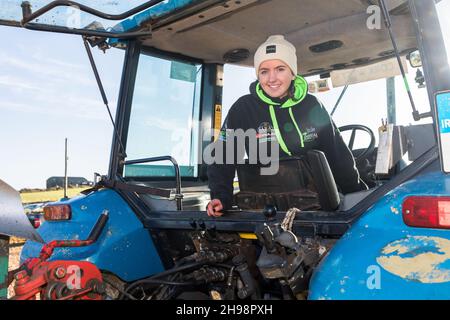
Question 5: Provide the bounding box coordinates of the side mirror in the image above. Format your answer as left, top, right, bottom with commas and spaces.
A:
407, 50, 422, 68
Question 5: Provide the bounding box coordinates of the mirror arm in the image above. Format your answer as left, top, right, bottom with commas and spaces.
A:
379, 0, 430, 122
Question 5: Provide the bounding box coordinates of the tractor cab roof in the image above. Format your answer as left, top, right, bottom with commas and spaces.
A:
0, 0, 430, 75
132, 0, 420, 75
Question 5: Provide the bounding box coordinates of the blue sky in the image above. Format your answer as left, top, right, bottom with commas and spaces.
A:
0, 2, 449, 190
0, 25, 124, 189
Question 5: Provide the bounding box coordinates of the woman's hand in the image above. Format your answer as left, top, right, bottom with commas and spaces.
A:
206, 199, 224, 217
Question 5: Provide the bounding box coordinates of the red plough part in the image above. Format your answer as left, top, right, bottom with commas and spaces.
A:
9, 212, 109, 300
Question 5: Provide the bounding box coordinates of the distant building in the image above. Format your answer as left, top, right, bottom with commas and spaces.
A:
46, 176, 93, 189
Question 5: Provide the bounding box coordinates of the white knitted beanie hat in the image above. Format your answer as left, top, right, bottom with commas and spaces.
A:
254, 35, 298, 76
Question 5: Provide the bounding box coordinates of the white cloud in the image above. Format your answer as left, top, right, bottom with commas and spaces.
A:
0, 96, 117, 121
0, 75, 42, 91
27, 47, 89, 71
0, 52, 93, 86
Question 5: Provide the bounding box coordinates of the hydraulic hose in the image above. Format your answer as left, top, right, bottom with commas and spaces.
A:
124, 261, 205, 294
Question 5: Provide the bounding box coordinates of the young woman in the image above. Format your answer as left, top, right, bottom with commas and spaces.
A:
207, 35, 363, 217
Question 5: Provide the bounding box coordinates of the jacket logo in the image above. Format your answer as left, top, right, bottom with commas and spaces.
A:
303, 127, 318, 143
257, 122, 276, 142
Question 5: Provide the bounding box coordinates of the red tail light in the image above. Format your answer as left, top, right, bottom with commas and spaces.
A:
402, 196, 450, 229
43, 205, 72, 221
33, 218, 41, 228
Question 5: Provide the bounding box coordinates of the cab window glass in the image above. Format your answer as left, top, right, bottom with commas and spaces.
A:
124, 53, 202, 178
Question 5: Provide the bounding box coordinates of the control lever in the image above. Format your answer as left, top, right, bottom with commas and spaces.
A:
259, 224, 276, 254
232, 255, 258, 299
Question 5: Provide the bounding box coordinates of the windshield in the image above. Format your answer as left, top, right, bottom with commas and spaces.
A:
124, 52, 202, 179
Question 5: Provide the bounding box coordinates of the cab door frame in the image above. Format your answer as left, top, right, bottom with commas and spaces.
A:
108, 40, 223, 184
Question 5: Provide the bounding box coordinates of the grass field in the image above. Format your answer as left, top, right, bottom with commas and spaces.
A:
20, 187, 90, 204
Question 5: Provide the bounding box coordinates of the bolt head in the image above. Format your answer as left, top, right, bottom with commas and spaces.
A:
15, 270, 28, 281
54, 266, 67, 279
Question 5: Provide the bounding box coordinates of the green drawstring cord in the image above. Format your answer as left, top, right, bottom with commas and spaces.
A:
288, 107, 304, 148
269, 105, 292, 156
269, 105, 304, 156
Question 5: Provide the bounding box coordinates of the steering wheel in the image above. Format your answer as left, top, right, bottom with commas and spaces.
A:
338, 125, 375, 162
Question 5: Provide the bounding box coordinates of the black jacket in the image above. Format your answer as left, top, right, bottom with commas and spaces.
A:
208, 79, 362, 209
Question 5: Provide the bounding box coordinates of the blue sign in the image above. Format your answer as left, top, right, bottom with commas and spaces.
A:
437, 91, 450, 134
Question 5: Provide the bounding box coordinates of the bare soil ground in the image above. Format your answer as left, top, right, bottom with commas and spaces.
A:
8, 237, 25, 298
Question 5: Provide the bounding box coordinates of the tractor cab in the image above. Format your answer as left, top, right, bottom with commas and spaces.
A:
92, 0, 444, 215
0, 0, 443, 213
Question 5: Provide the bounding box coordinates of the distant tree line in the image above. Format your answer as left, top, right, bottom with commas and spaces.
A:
46, 176, 93, 189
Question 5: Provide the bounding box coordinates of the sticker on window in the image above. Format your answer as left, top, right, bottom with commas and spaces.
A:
170, 61, 197, 82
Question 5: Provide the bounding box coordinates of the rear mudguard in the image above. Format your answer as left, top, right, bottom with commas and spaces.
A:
309, 170, 450, 299
21, 189, 164, 282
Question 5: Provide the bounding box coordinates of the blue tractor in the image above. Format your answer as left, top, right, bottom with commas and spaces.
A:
1, 0, 450, 300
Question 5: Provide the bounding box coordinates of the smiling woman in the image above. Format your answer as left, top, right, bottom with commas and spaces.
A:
258, 60, 295, 99
207, 34, 367, 215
